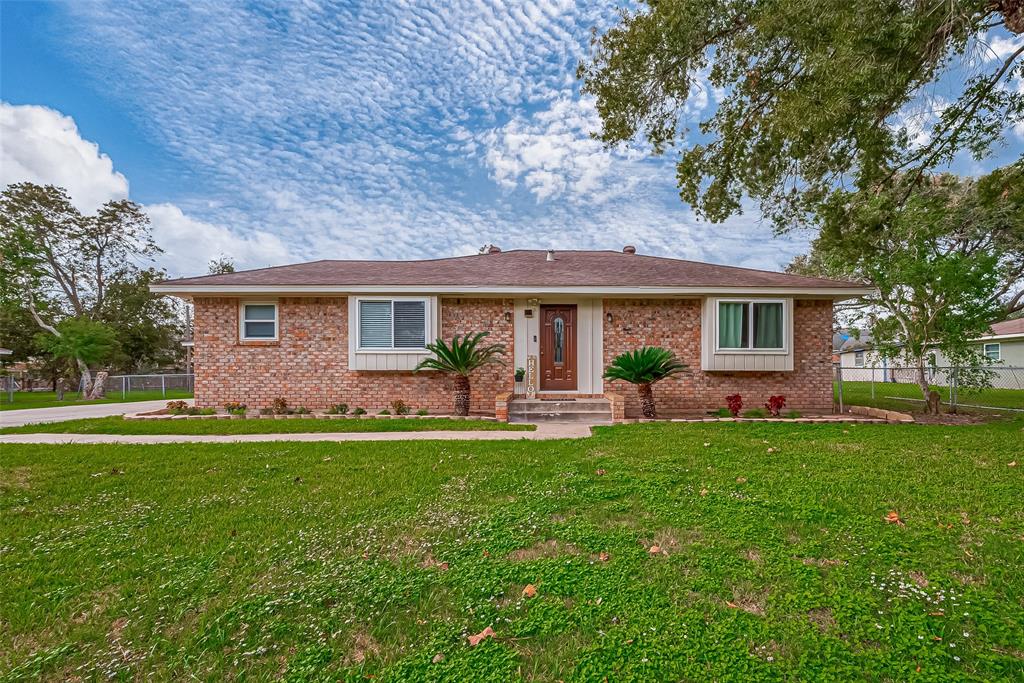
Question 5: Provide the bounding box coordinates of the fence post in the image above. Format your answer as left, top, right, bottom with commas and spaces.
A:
122, 375, 126, 400
835, 365, 844, 414
870, 366, 875, 400
161, 374, 166, 398
951, 367, 958, 412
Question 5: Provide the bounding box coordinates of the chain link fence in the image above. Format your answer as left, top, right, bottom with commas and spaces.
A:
78, 373, 194, 400
1, 373, 194, 406
834, 365, 1024, 413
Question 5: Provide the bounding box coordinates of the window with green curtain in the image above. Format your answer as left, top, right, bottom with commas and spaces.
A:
753, 302, 783, 348
718, 302, 748, 348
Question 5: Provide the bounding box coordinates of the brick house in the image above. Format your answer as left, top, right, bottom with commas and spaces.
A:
151, 248, 870, 420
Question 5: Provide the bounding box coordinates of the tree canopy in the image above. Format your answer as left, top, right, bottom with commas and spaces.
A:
579, 0, 1024, 229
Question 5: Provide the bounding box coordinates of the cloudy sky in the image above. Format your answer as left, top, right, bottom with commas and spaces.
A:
2, 1, 1020, 277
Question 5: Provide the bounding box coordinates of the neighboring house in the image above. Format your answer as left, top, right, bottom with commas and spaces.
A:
151, 248, 870, 418
837, 318, 1024, 372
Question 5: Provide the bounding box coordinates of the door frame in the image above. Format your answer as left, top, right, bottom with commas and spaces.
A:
539, 304, 578, 391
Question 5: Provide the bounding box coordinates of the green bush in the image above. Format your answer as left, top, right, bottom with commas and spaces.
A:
391, 399, 410, 415
742, 408, 767, 418
294, 406, 310, 415
784, 410, 802, 419
327, 403, 349, 415
378, 409, 391, 415
352, 407, 366, 416
416, 408, 429, 416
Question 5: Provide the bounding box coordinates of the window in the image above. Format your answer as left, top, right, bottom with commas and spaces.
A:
357, 298, 428, 350
240, 302, 277, 340
983, 343, 1001, 361
717, 300, 785, 350
854, 350, 865, 367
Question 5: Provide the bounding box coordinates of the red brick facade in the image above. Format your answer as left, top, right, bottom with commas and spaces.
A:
602, 299, 833, 417
192, 297, 514, 413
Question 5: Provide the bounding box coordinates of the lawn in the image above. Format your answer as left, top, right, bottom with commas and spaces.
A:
836, 381, 1024, 413
2, 421, 1022, 681
0, 389, 194, 412
0, 416, 534, 435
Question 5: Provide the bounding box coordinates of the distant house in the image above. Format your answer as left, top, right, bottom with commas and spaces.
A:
151, 247, 870, 418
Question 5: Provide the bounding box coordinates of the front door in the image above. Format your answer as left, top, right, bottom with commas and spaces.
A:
540, 304, 577, 391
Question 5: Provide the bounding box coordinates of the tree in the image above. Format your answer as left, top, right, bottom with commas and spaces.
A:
0, 182, 166, 397
208, 255, 235, 274
789, 163, 1024, 401
414, 332, 505, 416
37, 318, 118, 381
579, 0, 1024, 229
603, 347, 688, 418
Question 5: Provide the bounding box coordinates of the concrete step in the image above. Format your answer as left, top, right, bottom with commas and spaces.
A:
509, 412, 613, 424
509, 399, 611, 414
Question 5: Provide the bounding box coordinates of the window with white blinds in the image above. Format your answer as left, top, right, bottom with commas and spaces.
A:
357, 299, 428, 349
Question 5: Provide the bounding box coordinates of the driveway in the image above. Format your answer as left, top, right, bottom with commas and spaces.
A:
0, 399, 193, 428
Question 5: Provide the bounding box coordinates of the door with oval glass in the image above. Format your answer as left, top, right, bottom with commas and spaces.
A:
539, 304, 577, 391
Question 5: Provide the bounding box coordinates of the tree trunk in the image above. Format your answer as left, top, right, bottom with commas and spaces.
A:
77, 359, 94, 398
88, 371, 108, 400
915, 360, 931, 411
636, 382, 656, 418
453, 375, 471, 416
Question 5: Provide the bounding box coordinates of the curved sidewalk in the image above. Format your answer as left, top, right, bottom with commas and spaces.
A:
0, 422, 594, 445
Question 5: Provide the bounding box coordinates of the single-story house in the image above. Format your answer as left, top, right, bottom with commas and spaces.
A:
151, 248, 870, 419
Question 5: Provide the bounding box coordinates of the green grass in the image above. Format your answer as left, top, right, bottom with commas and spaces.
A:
836, 381, 1024, 413
0, 389, 193, 411
0, 416, 535, 435
2, 420, 1022, 680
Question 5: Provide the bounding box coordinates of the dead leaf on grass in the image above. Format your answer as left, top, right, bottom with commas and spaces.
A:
522, 584, 537, 598
595, 468, 606, 476
467, 626, 495, 646
432, 653, 445, 663
884, 511, 905, 527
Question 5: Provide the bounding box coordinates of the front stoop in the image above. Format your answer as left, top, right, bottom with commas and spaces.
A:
508, 398, 613, 424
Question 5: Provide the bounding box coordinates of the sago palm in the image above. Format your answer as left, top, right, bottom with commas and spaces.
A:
415, 332, 505, 416
603, 347, 688, 418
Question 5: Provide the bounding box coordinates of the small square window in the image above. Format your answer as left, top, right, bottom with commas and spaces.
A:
983, 343, 1000, 361
241, 303, 277, 340
717, 300, 784, 350
854, 350, 865, 367
357, 298, 429, 350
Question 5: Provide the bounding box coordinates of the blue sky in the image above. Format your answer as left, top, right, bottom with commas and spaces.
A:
2, 1, 1021, 277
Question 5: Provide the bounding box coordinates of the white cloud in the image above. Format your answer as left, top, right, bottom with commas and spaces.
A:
0, 102, 128, 213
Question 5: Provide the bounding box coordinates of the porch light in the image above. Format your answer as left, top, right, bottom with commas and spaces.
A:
606, 312, 613, 323
504, 311, 512, 323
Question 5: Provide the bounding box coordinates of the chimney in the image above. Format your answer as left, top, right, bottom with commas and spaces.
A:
622, 245, 637, 254
487, 245, 501, 254
546, 249, 555, 261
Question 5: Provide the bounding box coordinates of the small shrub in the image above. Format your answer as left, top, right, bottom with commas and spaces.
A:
271, 397, 289, 415
352, 407, 366, 416
166, 400, 189, 415
391, 399, 410, 415
259, 407, 273, 415
742, 408, 767, 418
327, 403, 349, 415
378, 409, 391, 415
416, 408, 429, 416
715, 407, 732, 418
764, 395, 786, 417
198, 407, 216, 416
224, 402, 247, 416
725, 394, 743, 417
784, 410, 802, 419
294, 406, 310, 415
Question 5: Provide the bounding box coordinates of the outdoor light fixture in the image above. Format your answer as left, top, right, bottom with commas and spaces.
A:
606, 312, 613, 323
504, 312, 512, 323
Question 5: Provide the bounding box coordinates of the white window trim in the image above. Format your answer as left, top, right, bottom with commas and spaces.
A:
714, 298, 788, 354
983, 342, 1001, 361
354, 296, 432, 353
239, 301, 278, 341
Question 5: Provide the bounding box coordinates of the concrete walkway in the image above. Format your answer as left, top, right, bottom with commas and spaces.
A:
0, 399, 194, 428
0, 422, 595, 445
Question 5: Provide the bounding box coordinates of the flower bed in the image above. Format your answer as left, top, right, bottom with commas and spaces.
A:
127, 408, 496, 422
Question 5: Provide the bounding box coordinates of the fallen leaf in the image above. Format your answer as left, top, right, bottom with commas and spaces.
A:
767, 447, 776, 453
522, 584, 538, 598
467, 626, 495, 647
432, 653, 445, 664
438, 562, 449, 571
1008, 461, 1016, 467
736, 476, 748, 484
699, 488, 709, 496
703, 442, 711, 447
884, 511, 905, 527
598, 551, 610, 562
595, 468, 606, 476
482, 550, 490, 558
929, 611, 944, 617
726, 601, 739, 609
648, 545, 662, 555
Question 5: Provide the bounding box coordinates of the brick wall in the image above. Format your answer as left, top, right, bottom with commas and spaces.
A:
192, 297, 514, 414
602, 299, 833, 416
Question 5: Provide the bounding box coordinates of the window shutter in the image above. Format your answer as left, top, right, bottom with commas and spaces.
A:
359, 301, 392, 348
393, 301, 426, 348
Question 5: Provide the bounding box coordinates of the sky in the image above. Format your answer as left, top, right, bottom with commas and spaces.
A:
1, 1, 1021, 278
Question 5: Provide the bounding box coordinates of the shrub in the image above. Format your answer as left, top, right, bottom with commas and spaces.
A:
327, 403, 349, 415
416, 408, 429, 416
784, 410, 802, 419
391, 400, 410, 415
271, 397, 289, 415
294, 406, 310, 415
715, 408, 732, 417
166, 400, 189, 415
352, 407, 366, 415
764, 395, 786, 417
198, 407, 216, 415
224, 402, 247, 415
725, 394, 743, 417
259, 407, 273, 415
378, 409, 391, 415
742, 408, 767, 418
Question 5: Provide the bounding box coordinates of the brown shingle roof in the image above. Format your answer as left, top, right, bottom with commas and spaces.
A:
157, 250, 862, 290
988, 318, 1024, 336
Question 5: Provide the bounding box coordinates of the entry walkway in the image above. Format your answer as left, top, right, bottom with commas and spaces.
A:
0, 422, 594, 445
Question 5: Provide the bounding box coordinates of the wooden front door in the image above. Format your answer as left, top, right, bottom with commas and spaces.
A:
540, 304, 577, 391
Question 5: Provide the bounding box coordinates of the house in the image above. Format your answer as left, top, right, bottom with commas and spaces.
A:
838, 318, 1024, 371
151, 248, 870, 419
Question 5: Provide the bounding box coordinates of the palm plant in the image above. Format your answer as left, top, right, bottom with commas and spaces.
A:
603, 347, 688, 418
415, 332, 505, 416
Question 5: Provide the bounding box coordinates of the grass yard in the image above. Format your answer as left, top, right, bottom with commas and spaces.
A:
0, 416, 534, 435
836, 381, 1024, 413
2, 420, 1022, 681
0, 390, 194, 412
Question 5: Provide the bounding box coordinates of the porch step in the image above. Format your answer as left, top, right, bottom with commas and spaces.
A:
508, 398, 613, 424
